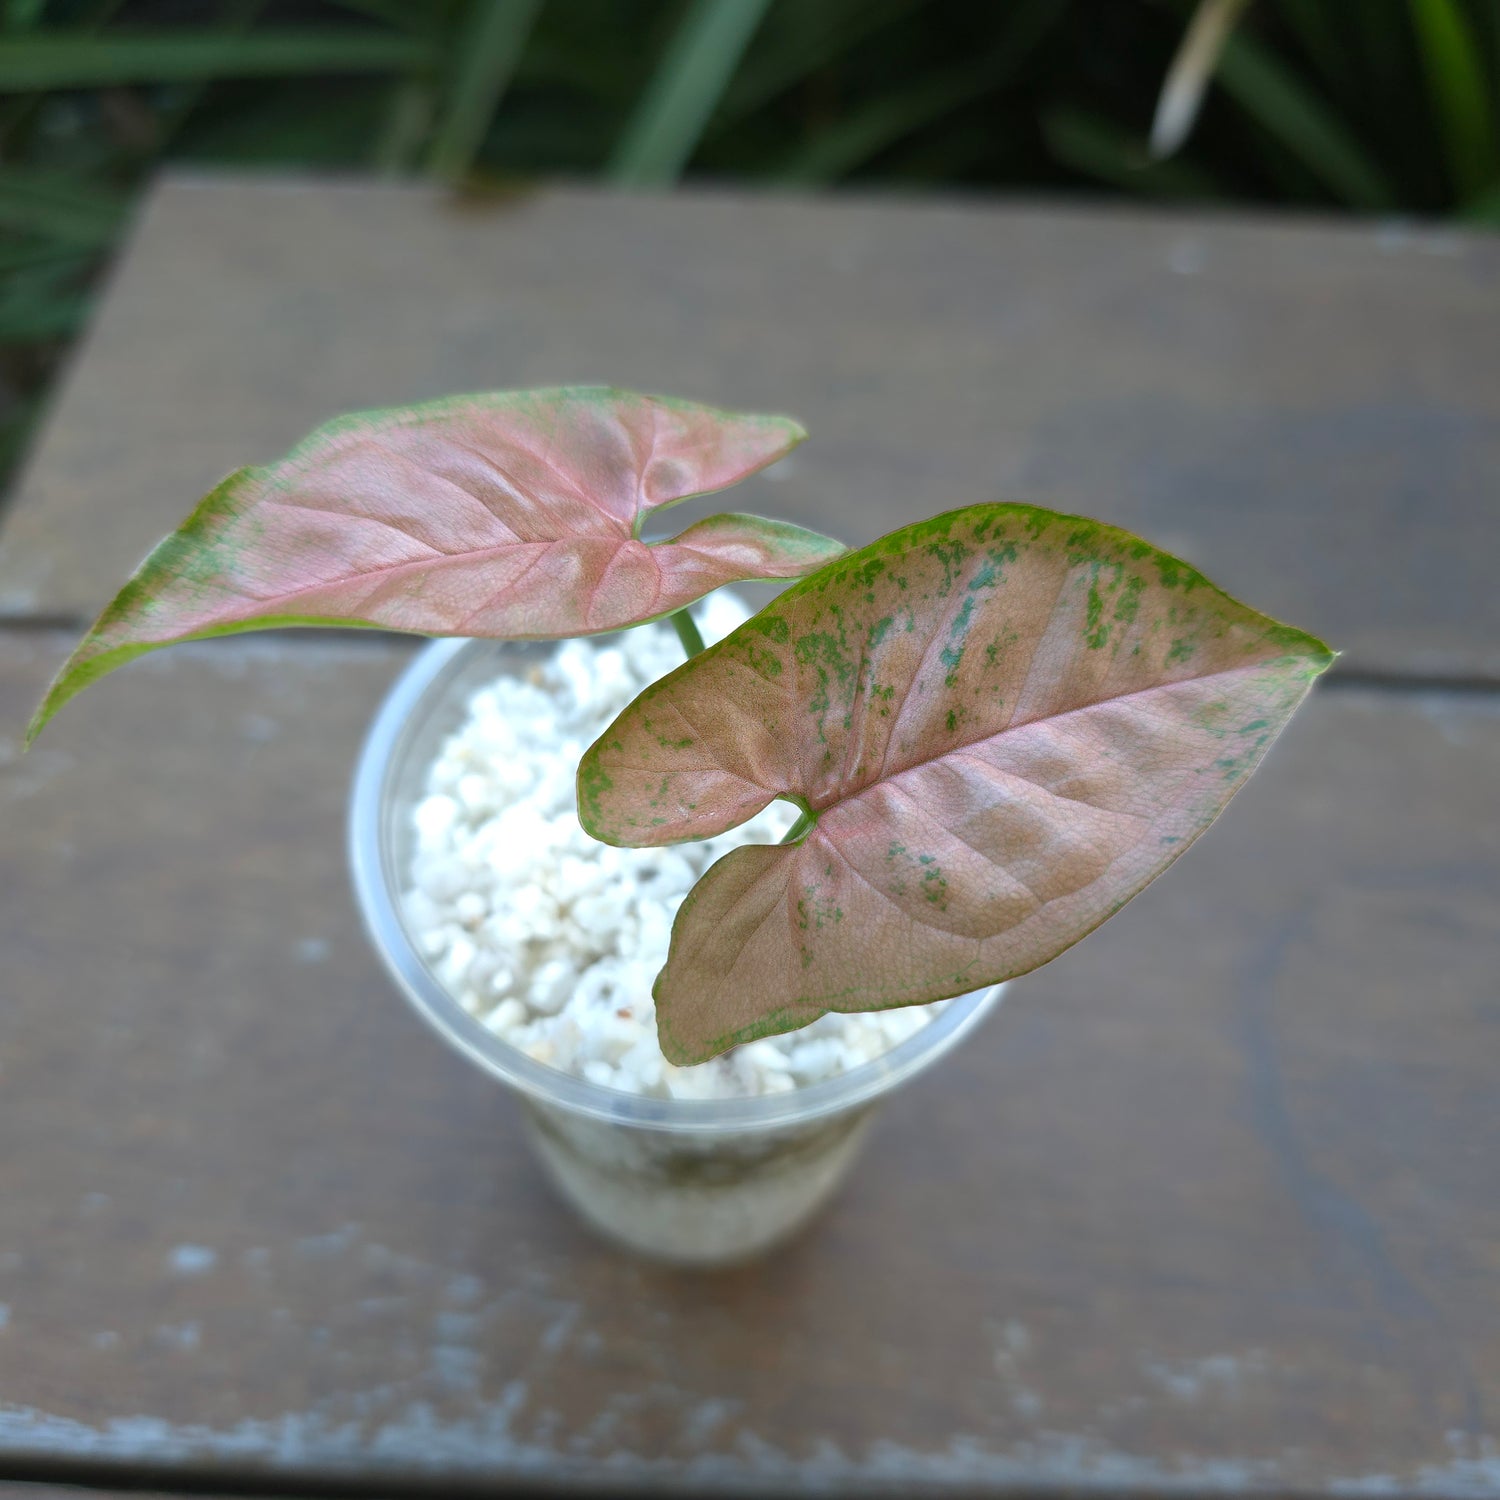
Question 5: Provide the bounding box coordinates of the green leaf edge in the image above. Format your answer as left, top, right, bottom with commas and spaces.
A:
574, 500, 1337, 1065
26, 385, 820, 746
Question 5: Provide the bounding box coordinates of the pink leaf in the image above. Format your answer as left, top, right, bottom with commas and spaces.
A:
578, 504, 1335, 1065
28, 386, 835, 742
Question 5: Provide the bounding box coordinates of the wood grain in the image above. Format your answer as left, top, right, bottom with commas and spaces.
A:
1, 177, 1496, 676
0, 634, 1495, 1493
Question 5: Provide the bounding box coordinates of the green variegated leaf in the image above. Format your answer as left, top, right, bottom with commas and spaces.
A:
29, 386, 839, 743
579, 503, 1334, 1064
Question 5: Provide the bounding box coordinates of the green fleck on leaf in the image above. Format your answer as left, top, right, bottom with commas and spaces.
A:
1085, 582, 1108, 649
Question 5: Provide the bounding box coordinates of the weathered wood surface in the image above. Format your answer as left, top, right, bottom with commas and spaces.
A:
1, 176, 1496, 1497
0, 633, 1496, 1495
1, 176, 1496, 677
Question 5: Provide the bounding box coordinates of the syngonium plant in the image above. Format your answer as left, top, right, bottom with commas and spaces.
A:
28, 385, 1334, 1066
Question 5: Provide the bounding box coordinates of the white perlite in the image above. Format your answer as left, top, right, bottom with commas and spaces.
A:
402, 593, 940, 1100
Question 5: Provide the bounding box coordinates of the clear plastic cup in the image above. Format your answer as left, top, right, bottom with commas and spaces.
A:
349, 635, 1005, 1266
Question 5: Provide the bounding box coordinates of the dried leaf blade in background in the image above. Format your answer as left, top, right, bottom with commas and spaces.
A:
1150, 0, 1251, 159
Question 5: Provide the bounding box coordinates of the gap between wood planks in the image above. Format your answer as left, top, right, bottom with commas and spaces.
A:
1, 620, 1495, 701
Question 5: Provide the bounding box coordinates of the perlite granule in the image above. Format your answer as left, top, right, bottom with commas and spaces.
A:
403, 593, 939, 1100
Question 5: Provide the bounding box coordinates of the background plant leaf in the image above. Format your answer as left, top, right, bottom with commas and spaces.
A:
1, 3, 1494, 513
579, 503, 1334, 1065
1408, 0, 1498, 202
0, 28, 434, 89
424, 0, 545, 182
607, 0, 774, 185
28, 385, 839, 742
1215, 30, 1399, 210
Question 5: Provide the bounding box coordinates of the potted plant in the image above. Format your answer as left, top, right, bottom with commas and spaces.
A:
28, 386, 1333, 1265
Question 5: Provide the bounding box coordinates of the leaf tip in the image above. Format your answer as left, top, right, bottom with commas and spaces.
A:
23, 654, 86, 750
22, 705, 49, 751
1273, 623, 1338, 679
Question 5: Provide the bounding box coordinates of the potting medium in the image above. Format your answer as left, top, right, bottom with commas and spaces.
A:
401, 593, 943, 1097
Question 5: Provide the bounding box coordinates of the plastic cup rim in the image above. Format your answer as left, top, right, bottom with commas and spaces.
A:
348, 634, 1005, 1135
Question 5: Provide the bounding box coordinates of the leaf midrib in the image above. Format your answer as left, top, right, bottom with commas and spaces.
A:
797, 651, 1291, 821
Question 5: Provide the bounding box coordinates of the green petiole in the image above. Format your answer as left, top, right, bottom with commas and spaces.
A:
671, 608, 705, 659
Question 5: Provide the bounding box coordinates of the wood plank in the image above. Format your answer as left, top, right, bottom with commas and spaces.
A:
0, 176, 1495, 676
0, 633, 1495, 1493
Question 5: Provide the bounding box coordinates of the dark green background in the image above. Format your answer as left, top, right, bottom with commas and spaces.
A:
1, 0, 1496, 508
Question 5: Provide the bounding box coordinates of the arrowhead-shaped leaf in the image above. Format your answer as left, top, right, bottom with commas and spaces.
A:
28, 386, 837, 742
578, 504, 1335, 1065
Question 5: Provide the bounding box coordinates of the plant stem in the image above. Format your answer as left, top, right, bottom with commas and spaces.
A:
671, 608, 705, 658
780, 805, 817, 844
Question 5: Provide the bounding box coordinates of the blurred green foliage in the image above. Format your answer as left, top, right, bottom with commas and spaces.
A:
0, 0, 1496, 495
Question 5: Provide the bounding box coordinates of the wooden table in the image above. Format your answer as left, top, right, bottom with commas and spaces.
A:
0, 174, 1495, 1498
